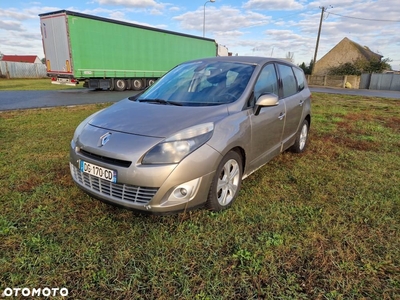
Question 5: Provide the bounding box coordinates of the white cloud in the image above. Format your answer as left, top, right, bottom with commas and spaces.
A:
94, 0, 164, 9
0, 9, 32, 21
0, 0, 399, 69
169, 6, 181, 12
174, 6, 271, 33
243, 0, 304, 10
0, 20, 24, 31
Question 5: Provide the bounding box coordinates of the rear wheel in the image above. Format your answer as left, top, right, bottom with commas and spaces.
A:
114, 79, 127, 91
132, 79, 144, 91
147, 79, 155, 87
290, 119, 309, 153
206, 151, 243, 211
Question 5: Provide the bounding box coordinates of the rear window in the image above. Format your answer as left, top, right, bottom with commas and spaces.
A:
277, 64, 297, 98
293, 67, 306, 91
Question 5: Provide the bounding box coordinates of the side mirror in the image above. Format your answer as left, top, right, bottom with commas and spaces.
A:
254, 93, 279, 115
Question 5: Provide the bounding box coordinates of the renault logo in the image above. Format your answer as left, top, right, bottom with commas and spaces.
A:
99, 132, 112, 147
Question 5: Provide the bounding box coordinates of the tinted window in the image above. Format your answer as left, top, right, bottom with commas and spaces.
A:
277, 64, 297, 98
293, 67, 305, 91
254, 64, 278, 100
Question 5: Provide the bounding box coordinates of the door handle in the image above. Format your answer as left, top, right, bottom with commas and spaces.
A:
278, 112, 286, 120
299, 100, 304, 106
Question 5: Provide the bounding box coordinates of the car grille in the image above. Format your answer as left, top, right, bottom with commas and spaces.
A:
70, 164, 158, 204
79, 149, 132, 168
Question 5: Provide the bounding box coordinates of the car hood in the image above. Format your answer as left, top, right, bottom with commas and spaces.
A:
88, 98, 229, 138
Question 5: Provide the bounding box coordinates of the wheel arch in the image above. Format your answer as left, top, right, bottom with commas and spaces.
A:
228, 146, 246, 174
305, 113, 311, 127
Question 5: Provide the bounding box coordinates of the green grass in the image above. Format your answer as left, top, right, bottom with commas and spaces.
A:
0, 93, 399, 299
0, 78, 84, 90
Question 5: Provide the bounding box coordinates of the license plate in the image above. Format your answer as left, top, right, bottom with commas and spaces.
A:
79, 160, 117, 183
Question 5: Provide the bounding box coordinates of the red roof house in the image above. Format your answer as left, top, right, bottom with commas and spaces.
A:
1, 55, 42, 64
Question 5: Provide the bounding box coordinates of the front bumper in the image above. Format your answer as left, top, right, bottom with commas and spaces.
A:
69, 141, 221, 214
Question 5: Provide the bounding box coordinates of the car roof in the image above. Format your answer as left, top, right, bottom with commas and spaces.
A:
189, 56, 298, 67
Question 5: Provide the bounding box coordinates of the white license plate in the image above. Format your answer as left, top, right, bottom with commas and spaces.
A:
79, 160, 117, 183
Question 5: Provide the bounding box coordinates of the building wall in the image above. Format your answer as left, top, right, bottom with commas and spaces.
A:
313, 38, 381, 76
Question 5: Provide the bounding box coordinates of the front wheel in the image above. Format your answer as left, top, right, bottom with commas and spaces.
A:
290, 119, 309, 153
206, 151, 243, 211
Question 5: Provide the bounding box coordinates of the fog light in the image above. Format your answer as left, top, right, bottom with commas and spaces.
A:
173, 186, 192, 199
166, 178, 202, 204
179, 188, 188, 196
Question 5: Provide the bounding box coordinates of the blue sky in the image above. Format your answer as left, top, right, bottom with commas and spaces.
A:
1, 0, 400, 70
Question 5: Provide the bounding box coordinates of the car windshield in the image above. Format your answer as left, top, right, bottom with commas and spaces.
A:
136, 61, 255, 106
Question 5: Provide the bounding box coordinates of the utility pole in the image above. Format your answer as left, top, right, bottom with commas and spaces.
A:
312, 6, 332, 75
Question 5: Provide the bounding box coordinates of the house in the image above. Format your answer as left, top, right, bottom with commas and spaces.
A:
1, 55, 42, 64
313, 37, 383, 75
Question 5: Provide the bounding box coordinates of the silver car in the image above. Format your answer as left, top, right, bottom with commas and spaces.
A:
70, 56, 311, 214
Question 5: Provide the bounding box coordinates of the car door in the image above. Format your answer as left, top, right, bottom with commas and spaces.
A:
276, 64, 304, 148
248, 63, 286, 171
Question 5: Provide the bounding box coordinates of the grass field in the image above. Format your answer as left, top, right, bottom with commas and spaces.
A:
0, 78, 84, 91
0, 93, 399, 299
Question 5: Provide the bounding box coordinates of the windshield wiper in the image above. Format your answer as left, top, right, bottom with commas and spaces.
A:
138, 99, 182, 106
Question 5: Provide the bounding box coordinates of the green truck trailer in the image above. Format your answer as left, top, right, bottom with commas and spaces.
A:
39, 10, 228, 91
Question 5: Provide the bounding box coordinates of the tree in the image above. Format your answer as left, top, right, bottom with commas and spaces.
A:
298, 59, 314, 75
364, 58, 392, 73
299, 62, 307, 73
328, 62, 361, 75
328, 58, 392, 75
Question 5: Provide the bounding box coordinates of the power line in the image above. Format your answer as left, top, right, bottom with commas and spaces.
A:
328, 12, 400, 23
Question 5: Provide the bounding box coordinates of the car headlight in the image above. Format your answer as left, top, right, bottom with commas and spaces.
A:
142, 123, 214, 164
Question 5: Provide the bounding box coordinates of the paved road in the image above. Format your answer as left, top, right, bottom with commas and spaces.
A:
0, 89, 138, 111
1, 87, 399, 111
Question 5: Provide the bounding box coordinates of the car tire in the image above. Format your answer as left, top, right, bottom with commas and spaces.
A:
206, 150, 243, 211
290, 119, 309, 153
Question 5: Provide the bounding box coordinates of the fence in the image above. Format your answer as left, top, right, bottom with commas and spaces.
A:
308, 73, 400, 91
360, 73, 400, 91
0, 61, 47, 78
307, 75, 360, 89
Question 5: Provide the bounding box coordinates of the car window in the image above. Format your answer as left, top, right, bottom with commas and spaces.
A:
138, 61, 254, 106
277, 64, 297, 98
293, 67, 305, 91
254, 64, 278, 101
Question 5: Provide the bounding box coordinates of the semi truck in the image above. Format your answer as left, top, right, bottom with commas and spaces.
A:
39, 10, 229, 91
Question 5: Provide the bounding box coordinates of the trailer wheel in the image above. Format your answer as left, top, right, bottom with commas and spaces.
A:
132, 79, 144, 91
147, 79, 155, 87
115, 79, 127, 91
